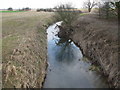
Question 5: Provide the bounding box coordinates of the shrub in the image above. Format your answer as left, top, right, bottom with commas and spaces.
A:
54, 4, 81, 26
8, 7, 13, 11
98, 2, 118, 19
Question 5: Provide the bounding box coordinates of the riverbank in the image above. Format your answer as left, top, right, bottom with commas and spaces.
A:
59, 13, 119, 88
2, 11, 54, 88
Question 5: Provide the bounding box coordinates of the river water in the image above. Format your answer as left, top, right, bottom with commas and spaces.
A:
43, 22, 109, 88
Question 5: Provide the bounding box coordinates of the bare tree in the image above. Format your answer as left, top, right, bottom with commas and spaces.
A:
104, 2, 110, 19
111, 1, 120, 24
54, 4, 80, 26
84, 0, 97, 12
98, 1, 120, 20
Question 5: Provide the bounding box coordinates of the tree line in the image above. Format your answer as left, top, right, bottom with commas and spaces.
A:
84, 0, 120, 20
7, 7, 31, 11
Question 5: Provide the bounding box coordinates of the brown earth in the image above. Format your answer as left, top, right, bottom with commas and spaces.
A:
60, 13, 119, 88
2, 11, 54, 88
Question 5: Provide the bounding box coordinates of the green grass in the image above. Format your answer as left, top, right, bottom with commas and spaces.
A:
80, 13, 89, 16
0, 11, 27, 13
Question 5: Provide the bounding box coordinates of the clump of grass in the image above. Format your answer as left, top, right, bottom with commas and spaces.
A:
82, 57, 90, 62
89, 64, 101, 72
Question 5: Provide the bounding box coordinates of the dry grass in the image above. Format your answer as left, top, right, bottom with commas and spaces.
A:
2, 11, 54, 88
71, 14, 118, 87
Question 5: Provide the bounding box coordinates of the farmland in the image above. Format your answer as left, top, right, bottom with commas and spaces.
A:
2, 11, 54, 88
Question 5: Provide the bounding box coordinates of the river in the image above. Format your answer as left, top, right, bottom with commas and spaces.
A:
43, 22, 109, 88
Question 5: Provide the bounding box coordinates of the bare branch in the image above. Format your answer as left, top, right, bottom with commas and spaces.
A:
83, 0, 97, 12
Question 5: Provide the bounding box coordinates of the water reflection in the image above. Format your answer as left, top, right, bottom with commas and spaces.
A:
55, 41, 75, 64
44, 22, 109, 88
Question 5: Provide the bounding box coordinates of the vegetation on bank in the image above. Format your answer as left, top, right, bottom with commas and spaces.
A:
54, 4, 81, 26
53, 1, 119, 88
98, 1, 120, 19
2, 12, 54, 88
83, 0, 120, 20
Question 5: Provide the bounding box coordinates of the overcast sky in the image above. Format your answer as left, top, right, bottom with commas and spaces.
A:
1, 0, 119, 9
1, 0, 92, 9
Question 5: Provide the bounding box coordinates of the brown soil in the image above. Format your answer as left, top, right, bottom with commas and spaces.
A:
60, 13, 119, 88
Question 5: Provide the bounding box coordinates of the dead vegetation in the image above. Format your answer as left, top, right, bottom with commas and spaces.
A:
70, 14, 118, 88
2, 11, 54, 88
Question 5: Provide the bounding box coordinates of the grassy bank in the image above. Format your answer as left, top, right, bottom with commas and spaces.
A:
58, 13, 118, 88
2, 11, 54, 88
71, 14, 118, 88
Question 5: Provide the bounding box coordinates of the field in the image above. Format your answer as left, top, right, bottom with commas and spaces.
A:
0, 11, 27, 13
2, 11, 54, 88
1, 9, 119, 88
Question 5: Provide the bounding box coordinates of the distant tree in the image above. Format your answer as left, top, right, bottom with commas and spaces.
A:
36, 9, 41, 12
8, 7, 13, 11
104, 2, 111, 19
22, 7, 31, 11
97, 2, 102, 17
110, 1, 120, 24
25, 7, 31, 11
83, 0, 97, 12
97, 1, 120, 19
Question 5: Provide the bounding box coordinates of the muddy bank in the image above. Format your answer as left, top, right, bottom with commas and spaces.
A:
58, 14, 119, 88
2, 12, 54, 88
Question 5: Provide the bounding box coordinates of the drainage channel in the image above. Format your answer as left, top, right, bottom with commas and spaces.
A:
43, 22, 109, 88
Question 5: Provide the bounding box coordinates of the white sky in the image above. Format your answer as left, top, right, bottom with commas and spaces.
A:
1, 0, 89, 9
1, 0, 119, 9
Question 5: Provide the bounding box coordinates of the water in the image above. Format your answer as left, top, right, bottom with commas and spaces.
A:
43, 22, 109, 88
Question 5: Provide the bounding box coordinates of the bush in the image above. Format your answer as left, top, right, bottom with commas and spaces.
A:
54, 4, 81, 26
98, 2, 118, 19
8, 7, 13, 11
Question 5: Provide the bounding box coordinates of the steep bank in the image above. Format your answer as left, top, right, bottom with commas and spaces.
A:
2, 11, 54, 88
59, 14, 119, 88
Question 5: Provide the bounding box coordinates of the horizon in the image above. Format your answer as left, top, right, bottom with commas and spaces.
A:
1, 0, 85, 9
1, 0, 101, 9
1, 0, 118, 10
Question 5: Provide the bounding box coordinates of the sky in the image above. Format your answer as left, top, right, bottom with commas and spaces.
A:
1, 0, 91, 9
1, 0, 119, 9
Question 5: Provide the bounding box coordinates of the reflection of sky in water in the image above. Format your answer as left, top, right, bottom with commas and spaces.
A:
44, 22, 109, 88
47, 21, 62, 42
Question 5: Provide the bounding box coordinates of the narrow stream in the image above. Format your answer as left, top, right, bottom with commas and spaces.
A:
43, 22, 109, 88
